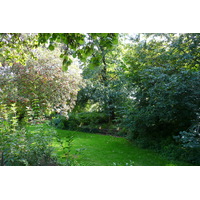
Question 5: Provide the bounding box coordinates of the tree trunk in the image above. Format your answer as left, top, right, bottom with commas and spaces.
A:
1, 152, 4, 166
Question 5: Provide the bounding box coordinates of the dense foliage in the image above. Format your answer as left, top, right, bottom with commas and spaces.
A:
0, 47, 83, 119
61, 33, 200, 164
120, 67, 200, 140
0, 103, 57, 165
0, 33, 119, 165
1, 33, 200, 165
73, 35, 127, 120
0, 33, 119, 70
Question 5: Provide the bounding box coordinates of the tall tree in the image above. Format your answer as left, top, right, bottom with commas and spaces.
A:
119, 33, 200, 141
74, 34, 127, 121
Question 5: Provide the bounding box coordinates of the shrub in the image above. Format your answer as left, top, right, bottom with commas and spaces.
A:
0, 61, 83, 120
119, 67, 200, 140
0, 103, 79, 166
0, 103, 58, 166
160, 142, 200, 165
50, 115, 66, 129
174, 123, 200, 148
51, 112, 109, 132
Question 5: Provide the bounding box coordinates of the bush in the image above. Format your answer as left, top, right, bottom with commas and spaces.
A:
50, 115, 66, 129
51, 112, 109, 132
160, 142, 200, 165
162, 122, 200, 165
0, 103, 78, 166
174, 123, 200, 148
0, 103, 58, 166
119, 67, 200, 140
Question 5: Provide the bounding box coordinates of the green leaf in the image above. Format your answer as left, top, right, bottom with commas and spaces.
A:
60, 54, 65, 58
48, 44, 55, 51
113, 38, 118, 45
62, 58, 72, 71
62, 64, 68, 71
79, 39, 85, 45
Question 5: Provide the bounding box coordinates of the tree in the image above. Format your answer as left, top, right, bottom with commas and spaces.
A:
119, 33, 200, 142
73, 34, 127, 121
0, 47, 84, 120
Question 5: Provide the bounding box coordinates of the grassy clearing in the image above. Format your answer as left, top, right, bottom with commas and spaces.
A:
52, 129, 190, 166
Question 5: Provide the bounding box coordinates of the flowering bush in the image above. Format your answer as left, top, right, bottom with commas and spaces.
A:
0, 47, 84, 119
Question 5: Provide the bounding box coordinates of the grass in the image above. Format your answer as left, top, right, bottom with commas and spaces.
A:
52, 129, 190, 166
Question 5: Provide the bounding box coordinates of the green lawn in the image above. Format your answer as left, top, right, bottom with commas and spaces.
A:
52, 129, 190, 166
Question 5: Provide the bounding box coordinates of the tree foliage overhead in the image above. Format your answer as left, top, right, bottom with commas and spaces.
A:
0, 33, 119, 69
0, 33, 38, 65
38, 33, 119, 70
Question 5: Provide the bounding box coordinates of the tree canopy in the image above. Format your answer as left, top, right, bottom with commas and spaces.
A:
0, 33, 119, 70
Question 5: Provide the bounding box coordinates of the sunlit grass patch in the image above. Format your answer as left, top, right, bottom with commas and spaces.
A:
52, 129, 190, 166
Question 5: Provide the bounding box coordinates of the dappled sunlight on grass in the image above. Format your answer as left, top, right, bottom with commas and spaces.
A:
52, 129, 189, 166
